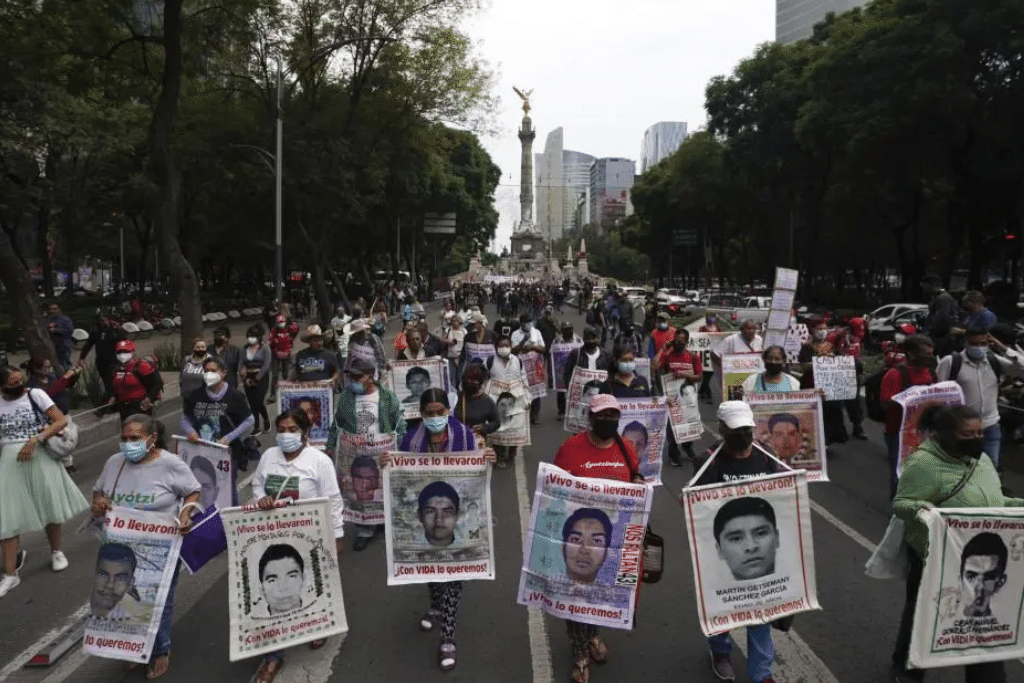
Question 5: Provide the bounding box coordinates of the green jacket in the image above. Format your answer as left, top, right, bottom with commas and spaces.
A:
324, 385, 407, 454
893, 439, 1024, 556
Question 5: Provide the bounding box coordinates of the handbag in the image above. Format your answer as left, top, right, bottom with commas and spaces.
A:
27, 390, 79, 459
612, 434, 663, 584
179, 507, 228, 573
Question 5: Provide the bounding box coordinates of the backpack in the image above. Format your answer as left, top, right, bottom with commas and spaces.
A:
949, 352, 1001, 383
864, 364, 936, 422
128, 356, 164, 400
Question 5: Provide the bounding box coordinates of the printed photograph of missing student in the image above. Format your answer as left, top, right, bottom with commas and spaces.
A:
279, 384, 333, 443
621, 422, 649, 469
561, 508, 612, 584
91, 543, 144, 621
387, 472, 491, 564
256, 544, 306, 617
714, 497, 780, 582
754, 411, 818, 467
189, 455, 220, 511
403, 367, 432, 404
565, 380, 603, 431
959, 532, 1009, 619
418, 481, 461, 547
349, 455, 382, 503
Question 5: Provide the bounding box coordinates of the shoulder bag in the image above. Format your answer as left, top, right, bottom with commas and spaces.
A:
27, 389, 79, 459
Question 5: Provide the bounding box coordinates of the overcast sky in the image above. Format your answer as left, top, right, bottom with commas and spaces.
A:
460, 0, 775, 251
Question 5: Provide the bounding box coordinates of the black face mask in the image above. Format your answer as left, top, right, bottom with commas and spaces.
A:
724, 431, 753, 451
764, 362, 784, 376
591, 418, 619, 440
956, 438, 984, 459
584, 340, 598, 350
2, 385, 25, 399
463, 381, 481, 395
674, 341, 686, 351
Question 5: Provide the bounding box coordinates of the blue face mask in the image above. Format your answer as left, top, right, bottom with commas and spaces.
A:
120, 440, 150, 463
348, 380, 366, 395
276, 432, 304, 453
966, 346, 987, 362
424, 416, 448, 434
618, 361, 636, 374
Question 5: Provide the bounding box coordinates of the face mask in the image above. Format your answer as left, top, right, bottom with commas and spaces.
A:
814, 330, 828, 341
497, 347, 511, 358
276, 432, 304, 453
347, 381, 366, 395
247, 337, 258, 346
2, 385, 25, 399
523, 323, 533, 332
618, 361, 635, 374
966, 346, 987, 362
120, 440, 150, 463
203, 371, 222, 387
674, 341, 686, 351
956, 438, 984, 459
764, 362, 784, 376
463, 381, 482, 395
657, 322, 668, 330
193, 349, 206, 358
424, 416, 448, 433
591, 418, 619, 440
584, 340, 598, 350
214, 336, 225, 344
116, 353, 132, 364
725, 431, 754, 451
277, 322, 285, 329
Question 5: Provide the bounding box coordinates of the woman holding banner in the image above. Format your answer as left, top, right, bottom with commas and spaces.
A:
653, 328, 702, 467
453, 364, 500, 448
742, 346, 800, 394
553, 394, 644, 683
891, 404, 1023, 683
798, 319, 848, 445
599, 346, 650, 399
91, 414, 202, 679
486, 336, 528, 469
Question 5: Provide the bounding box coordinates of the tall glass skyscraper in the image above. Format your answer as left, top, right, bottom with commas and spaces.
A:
641, 122, 688, 173
535, 128, 595, 241
776, 0, 868, 44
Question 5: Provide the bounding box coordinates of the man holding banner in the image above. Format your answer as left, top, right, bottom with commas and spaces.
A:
654, 327, 703, 467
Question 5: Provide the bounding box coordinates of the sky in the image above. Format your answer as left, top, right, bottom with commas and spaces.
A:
460, 0, 776, 252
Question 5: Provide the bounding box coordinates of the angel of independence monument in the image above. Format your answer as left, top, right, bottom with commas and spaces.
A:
509, 87, 547, 274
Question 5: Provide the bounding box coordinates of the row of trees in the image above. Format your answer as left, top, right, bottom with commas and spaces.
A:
628, 0, 1024, 301
0, 0, 501, 361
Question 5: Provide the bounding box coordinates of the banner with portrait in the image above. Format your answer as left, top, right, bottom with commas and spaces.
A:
909, 508, 1024, 668
894, 381, 965, 476
383, 451, 494, 585
336, 432, 397, 525
83, 507, 184, 663
518, 463, 651, 629
564, 367, 609, 433
174, 437, 231, 511
485, 378, 532, 447
550, 341, 582, 392
389, 358, 449, 421
663, 375, 705, 445
682, 470, 820, 636
278, 381, 334, 446
745, 391, 828, 482
689, 332, 732, 374
634, 357, 651, 385
464, 342, 496, 367
523, 351, 548, 399
617, 399, 669, 486
812, 356, 858, 401
221, 498, 348, 661
722, 354, 765, 401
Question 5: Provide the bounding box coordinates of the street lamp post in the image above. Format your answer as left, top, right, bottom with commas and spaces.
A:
275, 60, 283, 305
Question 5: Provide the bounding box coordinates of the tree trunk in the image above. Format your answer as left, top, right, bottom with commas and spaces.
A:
0, 228, 56, 364
309, 254, 333, 330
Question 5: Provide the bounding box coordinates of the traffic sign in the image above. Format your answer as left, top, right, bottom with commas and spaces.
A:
673, 228, 697, 247
424, 213, 457, 235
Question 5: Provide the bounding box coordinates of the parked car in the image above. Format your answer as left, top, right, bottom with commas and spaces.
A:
869, 307, 928, 345
865, 303, 927, 337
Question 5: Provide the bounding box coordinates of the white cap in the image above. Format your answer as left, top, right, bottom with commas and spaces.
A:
717, 401, 755, 429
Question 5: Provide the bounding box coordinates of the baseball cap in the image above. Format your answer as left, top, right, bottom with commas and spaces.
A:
657, 312, 669, 320
115, 340, 136, 353
717, 401, 755, 429
349, 358, 375, 377
302, 324, 323, 341
589, 394, 620, 414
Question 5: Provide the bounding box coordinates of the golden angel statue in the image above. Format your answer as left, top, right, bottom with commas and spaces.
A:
512, 86, 533, 114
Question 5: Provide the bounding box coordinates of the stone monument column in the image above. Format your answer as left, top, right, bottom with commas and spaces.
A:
518, 116, 535, 228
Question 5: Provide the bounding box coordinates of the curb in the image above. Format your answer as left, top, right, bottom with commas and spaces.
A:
75, 395, 184, 452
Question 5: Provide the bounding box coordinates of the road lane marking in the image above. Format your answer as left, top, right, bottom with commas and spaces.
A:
515, 449, 554, 683
0, 606, 89, 683
731, 628, 842, 683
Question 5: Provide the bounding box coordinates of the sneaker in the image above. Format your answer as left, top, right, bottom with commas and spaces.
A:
0, 574, 20, 598
14, 551, 26, 572
709, 650, 735, 681
51, 551, 69, 572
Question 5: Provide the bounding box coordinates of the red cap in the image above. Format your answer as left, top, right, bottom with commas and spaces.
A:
588, 394, 620, 414
115, 340, 136, 352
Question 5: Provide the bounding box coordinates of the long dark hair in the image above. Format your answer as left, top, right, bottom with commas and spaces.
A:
419, 387, 449, 412
918, 404, 980, 441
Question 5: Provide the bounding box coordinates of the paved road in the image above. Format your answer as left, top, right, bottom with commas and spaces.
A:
3, 303, 1024, 683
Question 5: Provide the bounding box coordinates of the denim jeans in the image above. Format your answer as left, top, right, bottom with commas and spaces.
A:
708, 624, 774, 683
982, 423, 1002, 468
152, 561, 182, 658
885, 432, 900, 500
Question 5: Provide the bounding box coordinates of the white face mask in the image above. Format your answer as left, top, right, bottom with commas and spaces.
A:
814, 330, 828, 341
247, 337, 258, 346
116, 353, 132, 364
203, 371, 222, 387
497, 346, 511, 358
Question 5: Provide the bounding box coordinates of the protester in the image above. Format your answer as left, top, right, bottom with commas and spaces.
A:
241, 325, 272, 435
555, 322, 583, 420
91, 414, 201, 678
696, 314, 722, 402
536, 306, 560, 352
512, 314, 546, 425
248, 408, 345, 683
0, 365, 87, 598
921, 275, 959, 357
600, 346, 650, 399
712, 319, 763, 367
78, 314, 126, 401
346, 318, 388, 381
441, 313, 467, 386
398, 329, 430, 361
487, 336, 528, 467
564, 327, 614, 390
694, 401, 782, 683
26, 358, 81, 416
179, 337, 214, 399
453, 363, 500, 450
181, 356, 254, 483
291, 325, 341, 384
832, 318, 868, 440
952, 290, 997, 335
208, 326, 240, 388
493, 306, 520, 340
646, 312, 675, 359
553, 394, 644, 683
891, 404, 1023, 683
799, 318, 849, 445
742, 346, 800, 394
880, 334, 937, 499
44, 302, 75, 371
325, 358, 406, 551
108, 340, 161, 420
653, 327, 703, 466
267, 314, 299, 402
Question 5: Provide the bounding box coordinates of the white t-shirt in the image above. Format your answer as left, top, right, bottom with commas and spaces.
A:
0, 388, 54, 444
251, 445, 345, 538
446, 328, 467, 358
94, 451, 202, 515
489, 354, 527, 384
718, 333, 763, 358
511, 327, 545, 349
355, 392, 381, 435
584, 349, 601, 369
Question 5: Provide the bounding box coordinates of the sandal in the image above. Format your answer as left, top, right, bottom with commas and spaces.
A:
309, 638, 327, 650
570, 658, 590, 683
145, 652, 170, 680
439, 643, 457, 672
420, 609, 441, 632
250, 656, 285, 683
588, 636, 608, 664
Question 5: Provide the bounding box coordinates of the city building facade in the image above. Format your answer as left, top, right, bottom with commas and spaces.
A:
589, 158, 636, 232
776, 0, 869, 44
641, 122, 688, 173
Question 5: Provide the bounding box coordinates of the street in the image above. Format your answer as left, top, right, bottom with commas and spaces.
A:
2, 303, 1023, 683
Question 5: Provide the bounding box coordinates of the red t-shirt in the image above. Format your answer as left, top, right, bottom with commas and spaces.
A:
112, 359, 156, 403
554, 432, 640, 483
660, 349, 703, 376
880, 365, 936, 434
648, 328, 675, 356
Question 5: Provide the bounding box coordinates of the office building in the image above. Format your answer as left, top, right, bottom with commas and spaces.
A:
641, 122, 688, 173
776, 0, 869, 44
589, 158, 636, 232
534, 128, 595, 241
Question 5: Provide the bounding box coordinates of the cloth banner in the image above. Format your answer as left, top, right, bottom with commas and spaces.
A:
722, 354, 765, 401
564, 366, 609, 433
222, 498, 348, 661
486, 378, 532, 447
664, 375, 704, 444
83, 507, 183, 663
523, 351, 548, 399
389, 358, 449, 421
745, 391, 829, 482
174, 437, 232, 511
812, 356, 858, 401
517, 463, 652, 629
278, 381, 335, 446
550, 341, 582, 392
909, 508, 1024, 668
464, 342, 496, 367
682, 470, 820, 636
336, 432, 397, 525
383, 451, 495, 585
689, 332, 731, 374
894, 382, 965, 476
617, 398, 669, 486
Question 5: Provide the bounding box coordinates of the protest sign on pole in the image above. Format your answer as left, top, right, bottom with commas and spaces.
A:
83, 507, 183, 663
336, 432, 397, 525
721, 354, 765, 401
550, 341, 582, 392
812, 356, 858, 401
564, 366, 609, 433
174, 437, 232, 511
222, 498, 348, 661
518, 463, 652, 629
634, 357, 651, 385
464, 341, 496, 367
745, 391, 828, 481
894, 381, 965, 476
908, 508, 1024, 668
278, 381, 335, 446
773, 267, 800, 291
617, 398, 669, 486
663, 375, 704, 445
523, 351, 548, 399
383, 451, 495, 585
688, 332, 731, 373
485, 378, 532, 447
784, 323, 810, 364
682, 470, 820, 636
389, 358, 449, 421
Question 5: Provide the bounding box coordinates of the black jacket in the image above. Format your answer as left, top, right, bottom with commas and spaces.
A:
563, 346, 614, 388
